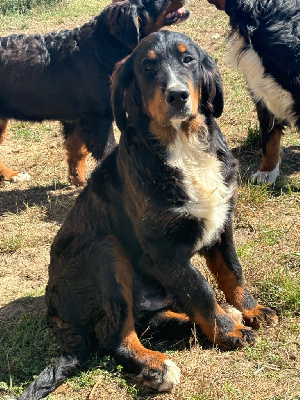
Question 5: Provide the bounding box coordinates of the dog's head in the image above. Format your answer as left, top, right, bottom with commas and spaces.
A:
101, 0, 189, 50
111, 30, 223, 137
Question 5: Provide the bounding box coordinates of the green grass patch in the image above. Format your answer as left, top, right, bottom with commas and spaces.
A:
258, 267, 300, 315
0, 233, 27, 253
246, 124, 261, 150
0, 306, 57, 395
0, 0, 62, 15
12, 122, 53, 142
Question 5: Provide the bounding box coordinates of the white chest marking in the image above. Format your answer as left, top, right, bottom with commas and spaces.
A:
167, 130, 235, 250
228, 33, 296, 125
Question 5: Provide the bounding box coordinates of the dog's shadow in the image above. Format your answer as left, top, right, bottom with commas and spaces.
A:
232, 143, 300, 192
0, 295, 210, 399
0, 183, 81, 224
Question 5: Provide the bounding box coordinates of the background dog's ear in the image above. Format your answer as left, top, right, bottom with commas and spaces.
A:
102, 1, 139, 49
111, 55, 141, 131
200, 54, 224, 118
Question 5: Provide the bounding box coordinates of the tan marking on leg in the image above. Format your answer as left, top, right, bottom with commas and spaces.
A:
65, 131, 89, 186
204, 250, 278, 328
0, 119, 23, 180
163, 310, 190, 322
259, 126, 282, 172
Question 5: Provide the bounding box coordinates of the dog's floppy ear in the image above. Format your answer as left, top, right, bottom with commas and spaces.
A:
102, 1, 139, 49
111, 55, 142, 131
200, 53, 224, 118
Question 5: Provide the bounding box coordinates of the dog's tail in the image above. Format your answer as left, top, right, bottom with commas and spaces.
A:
18, 354, 80, 400
18, 323, 92, 400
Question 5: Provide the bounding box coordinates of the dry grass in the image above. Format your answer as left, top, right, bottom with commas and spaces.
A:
0, 0, 299, 399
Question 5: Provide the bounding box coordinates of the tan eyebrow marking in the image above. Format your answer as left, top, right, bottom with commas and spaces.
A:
147, 50, 156, 60
178, 43, 187, 53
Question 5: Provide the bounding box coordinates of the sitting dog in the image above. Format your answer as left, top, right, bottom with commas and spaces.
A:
207, 0, 300, 183
0, 0, 189, 186
18, 31, 277, 400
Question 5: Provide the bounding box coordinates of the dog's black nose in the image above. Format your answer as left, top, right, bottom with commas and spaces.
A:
166, 86, 190, 107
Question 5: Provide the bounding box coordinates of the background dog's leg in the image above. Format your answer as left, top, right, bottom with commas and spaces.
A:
203, 219, 278, 329
137, 254, 257, 350
64, 122, 89, 186
79, 116, 116, 160
251, 102, 283, 184
0, 118, 31, 183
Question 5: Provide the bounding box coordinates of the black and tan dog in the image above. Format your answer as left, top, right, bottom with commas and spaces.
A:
0, 0, 189, 186
18, 30, 278, 399
208, 0, 300, 184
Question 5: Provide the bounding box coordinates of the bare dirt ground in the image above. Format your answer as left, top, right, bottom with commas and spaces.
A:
0, 1, 299, 399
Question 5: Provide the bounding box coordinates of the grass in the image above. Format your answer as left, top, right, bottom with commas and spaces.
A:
0, 0, 62, 16
0, 0, 299, 399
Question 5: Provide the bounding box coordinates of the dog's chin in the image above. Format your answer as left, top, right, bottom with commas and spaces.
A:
170, 113, 196, 130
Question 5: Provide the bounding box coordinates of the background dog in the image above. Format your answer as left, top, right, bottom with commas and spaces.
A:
208, 0, 300, 183
17, 30, 277, 400
0, 0, 189, 186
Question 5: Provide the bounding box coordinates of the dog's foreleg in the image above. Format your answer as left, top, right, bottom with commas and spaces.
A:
137, 253, 257, 349
203, 219, 278, 328
251, 102, 283, 184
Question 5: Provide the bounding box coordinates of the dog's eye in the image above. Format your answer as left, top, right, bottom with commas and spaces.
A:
183, 55, 194, 64
143, 63, 156, 73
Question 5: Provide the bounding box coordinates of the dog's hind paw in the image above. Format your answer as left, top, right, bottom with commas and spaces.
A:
139, 359, 180, 392
158, 360, 180, 392
251, 164, 279, 184
10, 171, 31, 183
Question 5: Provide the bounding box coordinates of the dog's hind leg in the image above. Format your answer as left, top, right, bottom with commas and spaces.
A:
203, 219, 278, 329
95, 236, 180, 392
18, 325, 91, 400
79, 115, 117, 160
0, 118, 31, 183
64, 122, 89, 186
251, 102, 283, 184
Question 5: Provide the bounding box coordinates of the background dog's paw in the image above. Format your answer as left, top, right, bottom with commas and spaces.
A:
138, 359, 180, 392
251, 165, 279, 184
10, 171, 31, 183
243, 305, 278, 329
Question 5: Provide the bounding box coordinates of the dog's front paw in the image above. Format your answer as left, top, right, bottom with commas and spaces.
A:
138, 359, 180, 392
213, 313, 257, 349
242, 305, 278, 329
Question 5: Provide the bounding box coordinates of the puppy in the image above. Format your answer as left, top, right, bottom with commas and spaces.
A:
0, 0, 189, 186
18, 30, 277, 400
208, 0, 300, 183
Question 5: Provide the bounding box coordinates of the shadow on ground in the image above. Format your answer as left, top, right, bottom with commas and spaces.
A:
232, 143, 300, 191
0, 183, 80, 224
